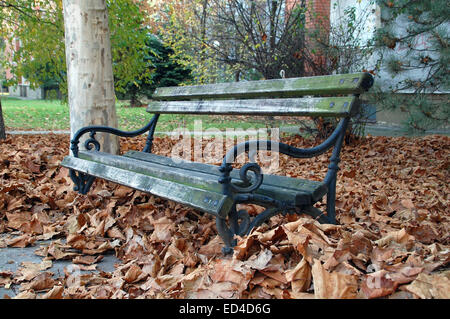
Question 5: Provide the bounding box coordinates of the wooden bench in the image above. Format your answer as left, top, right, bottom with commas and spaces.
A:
61, 72, 374, 254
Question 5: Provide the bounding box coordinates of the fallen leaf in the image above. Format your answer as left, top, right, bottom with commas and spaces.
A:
124, 264, 144, 283
311, 260, 358, 299
20, 272, 56, 292
285, 258, 311, 293
73, 255, 104, 265
404, 271, 450, 299
6, 234, 36, 248
375, 228, 415, 250
150, 217, 174, 243
361, 270, 398, 299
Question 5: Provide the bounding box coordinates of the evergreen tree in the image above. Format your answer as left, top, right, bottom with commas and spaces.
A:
116, 34, 192, 107
374, 0, 449, 131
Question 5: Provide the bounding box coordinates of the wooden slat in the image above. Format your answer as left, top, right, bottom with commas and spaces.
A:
61, 156, 234, 217
152, 72, 373, 101
76, 150, 327, 205
147, 96, 357, 117
122, 150, 327, 203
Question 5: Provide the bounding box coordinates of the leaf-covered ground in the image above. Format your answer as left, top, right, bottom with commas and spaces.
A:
0, 133, 449, 299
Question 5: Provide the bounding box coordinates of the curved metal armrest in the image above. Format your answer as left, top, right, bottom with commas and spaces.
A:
218, 117, 350, 195
70, 114, 160, 157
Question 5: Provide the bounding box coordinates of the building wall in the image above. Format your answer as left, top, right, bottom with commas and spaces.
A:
330, 0, 378, 46
285, 0, 331, 32
4, 36, 45, 99
309, 0, 331, 27
8, 84, 43, 99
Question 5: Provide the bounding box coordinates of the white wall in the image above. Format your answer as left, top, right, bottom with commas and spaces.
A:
330, 0, 448, 93
330, 0, 378, 47
8, 85, 43, 99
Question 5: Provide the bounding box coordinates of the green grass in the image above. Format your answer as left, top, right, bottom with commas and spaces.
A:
2, 97, 69, 131
1, 97, 298, 133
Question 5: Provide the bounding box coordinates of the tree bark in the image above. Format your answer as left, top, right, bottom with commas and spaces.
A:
62, 0, 119, 154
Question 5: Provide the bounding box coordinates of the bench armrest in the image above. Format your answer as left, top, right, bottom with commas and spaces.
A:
70, 114, 160, 157
219, 117, 350, 195
68, 115, 160, 194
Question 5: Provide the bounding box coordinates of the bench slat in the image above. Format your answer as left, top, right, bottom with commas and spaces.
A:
146, 96, 357, 117
76, 151, 307, 206
152, 72, 372, 101
74, 151, 327, 206
61, 156, 234, 217
123, 150, 327, 203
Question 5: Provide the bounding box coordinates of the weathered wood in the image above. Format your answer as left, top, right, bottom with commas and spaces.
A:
61, 156, 234, 217
152, 72, 373, 101
122, 150, 327, 203
146, 96, 357, 117
75, 151, 327, 206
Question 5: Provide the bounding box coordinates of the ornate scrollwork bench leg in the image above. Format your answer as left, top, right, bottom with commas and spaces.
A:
215, 192, 296, 254
68, 114, 160, 194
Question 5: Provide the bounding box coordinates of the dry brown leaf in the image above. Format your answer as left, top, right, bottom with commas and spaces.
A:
124, 264, 144, 283
6, 211, 32, 230
386, 266, 423, 285
6, 234, 36, 248
234, 235, 257, 260
259, 270, 288, 285
15, 260, 52, 282
257, 225, 286, 243
287, 291, 315, 299
150, 217, 174, 243
13, 290, 37, 299
211, 259, 255, 294
113, 185, 133, 197
311, 260, 358, 299
39, 285, 64, 299
198, 235, 223, 257
406, 223, 440, 244
193, 282, 239, 299
285, 258, 311, 293
361, 270, 398, 299
20, 272, 56, 292
72, 255, 104, 265
375, 228, 415, 249
404, 271, 450, 299
283, 228, 312, 263
243, 249, 273, 270
106, 226, 126, 241
46, 242, 78, 260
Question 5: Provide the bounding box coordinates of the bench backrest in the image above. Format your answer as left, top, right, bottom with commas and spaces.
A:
147, 72, 374, 118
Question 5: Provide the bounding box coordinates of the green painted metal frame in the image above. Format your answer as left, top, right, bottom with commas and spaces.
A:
68, 114, 160, 194
215, 117, 349, 253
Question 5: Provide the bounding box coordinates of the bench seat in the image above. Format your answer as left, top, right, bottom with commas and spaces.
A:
61, 150, 328, 218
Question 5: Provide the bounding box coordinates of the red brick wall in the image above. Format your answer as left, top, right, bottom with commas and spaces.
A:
308, 0, 331, 75
310, 0, 331, 28
286, 0, 331, 75
286, 0, 331, 28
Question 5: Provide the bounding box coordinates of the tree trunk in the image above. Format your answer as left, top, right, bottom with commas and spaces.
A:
0, 99, 6, 140
62, 0, 119, 155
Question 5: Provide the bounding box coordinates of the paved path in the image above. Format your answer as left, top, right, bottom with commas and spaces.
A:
0, 238, 117, 298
